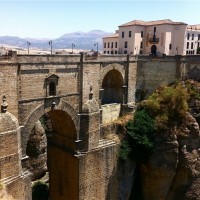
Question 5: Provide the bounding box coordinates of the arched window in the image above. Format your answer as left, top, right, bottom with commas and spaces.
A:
49, 82, 56, 96
45, 74, 59, 97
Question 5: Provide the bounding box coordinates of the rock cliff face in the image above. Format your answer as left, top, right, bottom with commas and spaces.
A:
137, 99, 200, 199
25, 120, 47, 180
140, 132, 179, 200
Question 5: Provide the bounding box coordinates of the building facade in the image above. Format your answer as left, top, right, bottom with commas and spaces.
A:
103, 19, 200, 56
186, 25, 200, 55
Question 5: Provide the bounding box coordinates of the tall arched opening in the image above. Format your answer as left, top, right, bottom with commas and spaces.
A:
25, 109, 79, 200
102, 69, 123, 105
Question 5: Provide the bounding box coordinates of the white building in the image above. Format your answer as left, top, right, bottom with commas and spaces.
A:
186, 25, 200, 55
103, 19, 200, 56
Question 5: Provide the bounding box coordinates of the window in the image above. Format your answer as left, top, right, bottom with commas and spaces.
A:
115, 51, 117, 54
191, 42, 193, 49
108, 42, 110, 48
198, 42, 200, 48
124, 41, 128, 48
140, 42, 143, 49
129, 31, 131, 37
107, 51, 109, 54
169, 44, 172, 50
187, 42, 189, 49
104, 51, 106, 54
104, 42, 106, 48
111, 51, 113, 54
122, 31, 124, 38
115, 42, 117, 48
124, 50, 127, 54
141, 31, 143, 38
46, 74, 59, 97
49, 82, 56, 96
186, 50, 188, 55
187, 33, 190, 40
192, 34, 194, 40
154, 27, 156, 32
198, 34, 200, 40
111, 42, 113, 48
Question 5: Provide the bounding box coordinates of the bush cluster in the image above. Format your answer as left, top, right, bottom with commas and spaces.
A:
32, 180, 49, 200
139, 83, 188, 131
119, 109, 155, 162
119, 82, 189, 162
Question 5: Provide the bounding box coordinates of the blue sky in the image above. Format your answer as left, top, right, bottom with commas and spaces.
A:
0, 1, 199, 38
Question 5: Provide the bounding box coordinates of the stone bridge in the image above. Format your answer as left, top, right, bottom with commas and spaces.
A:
0, 51, 200, 199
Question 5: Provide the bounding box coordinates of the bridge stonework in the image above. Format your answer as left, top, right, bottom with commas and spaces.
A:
0, 51, 200, 200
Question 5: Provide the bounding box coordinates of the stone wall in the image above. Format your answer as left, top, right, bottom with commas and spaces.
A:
102, 103, 121, 124
127, 57, 137, 104
0, 60, 18, 118
135, 56, 178, 100
0, 111, 31, 200
6, 175, 31, 200
79, 141, 119, 200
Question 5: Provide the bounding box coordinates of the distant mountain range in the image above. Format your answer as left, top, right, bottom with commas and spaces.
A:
0, 30, 111, 51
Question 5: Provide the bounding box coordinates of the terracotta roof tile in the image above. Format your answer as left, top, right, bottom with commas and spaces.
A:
119, 19, 187, 27
187, 25, 200, 30
102, 33, 119, 39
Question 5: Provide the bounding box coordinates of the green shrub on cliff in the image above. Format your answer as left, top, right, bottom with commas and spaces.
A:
119, 82, 189, 161
185, 80, 200, 100
119, 109, 155, 161
32, 180, 49, 200
139, 83, 188, 131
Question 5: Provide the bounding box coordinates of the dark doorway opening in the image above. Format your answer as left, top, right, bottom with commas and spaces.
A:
102, 69, 123, 104
151, 45, 157, 56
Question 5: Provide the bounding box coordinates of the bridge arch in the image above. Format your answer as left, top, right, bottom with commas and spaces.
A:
101, 63, 125, 82
100, 64, 125, 105
22, 100, 80, 199
21, 100, 79, 157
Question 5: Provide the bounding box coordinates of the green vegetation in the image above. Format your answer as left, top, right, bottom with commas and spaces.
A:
119, 82, 189, 162
140, 83, 188, 131
185, 80, 200, 100
39, 115, 53, 137
119, 109, 155, 162
0, 182, 5, 190
32, 180, 49, 200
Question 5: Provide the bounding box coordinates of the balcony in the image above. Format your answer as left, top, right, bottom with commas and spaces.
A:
148, 37, 159, 44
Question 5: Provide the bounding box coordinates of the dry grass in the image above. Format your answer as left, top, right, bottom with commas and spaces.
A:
104, 133, 121, 144
113, 114, 133, 126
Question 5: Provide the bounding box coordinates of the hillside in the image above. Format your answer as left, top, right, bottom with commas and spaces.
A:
0, 30, 111, 51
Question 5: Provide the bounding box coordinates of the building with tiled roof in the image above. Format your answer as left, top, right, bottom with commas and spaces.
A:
102, 19, 200, 56
103, 32, 119, 54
